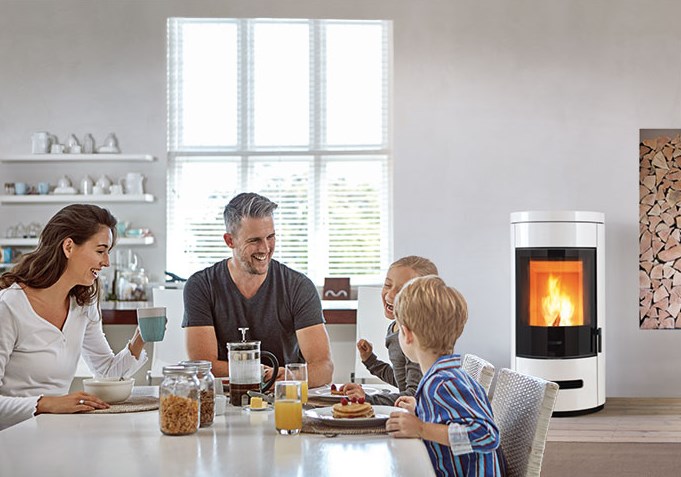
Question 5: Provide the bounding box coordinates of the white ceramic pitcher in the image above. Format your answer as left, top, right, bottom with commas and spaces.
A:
124, 172, 144, 195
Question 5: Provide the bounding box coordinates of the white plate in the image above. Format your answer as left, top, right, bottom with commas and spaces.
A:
308, 384, 383, 400
244, 404, 272, 413
305, 405, 405, 428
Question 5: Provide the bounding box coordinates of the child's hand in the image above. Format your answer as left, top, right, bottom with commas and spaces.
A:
386, 411, 423, 439
340, 383, 366, 399
356, 339, 373, 361
394, 396, 416, 414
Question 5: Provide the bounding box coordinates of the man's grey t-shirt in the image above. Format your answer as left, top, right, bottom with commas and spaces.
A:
182, 259, 324, 366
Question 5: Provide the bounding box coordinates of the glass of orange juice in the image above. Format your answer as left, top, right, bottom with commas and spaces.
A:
274, 381, 303, 435
284, 363, 308, 404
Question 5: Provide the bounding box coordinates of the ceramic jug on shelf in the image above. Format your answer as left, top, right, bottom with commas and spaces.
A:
31, 132, 50, 154
80, 175, 93, 195
124, 172, 145, 195
104, 133, 119, 149
95, 174, 112, 190
67, 134, 81, 153
57, 175, 72, 188
82, 133, 95, 154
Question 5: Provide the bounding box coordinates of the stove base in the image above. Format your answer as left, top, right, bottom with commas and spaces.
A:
515, 356, 605, 413
553, 403, 604, 417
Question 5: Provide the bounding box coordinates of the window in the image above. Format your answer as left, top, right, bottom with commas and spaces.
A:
167, 18, 392, 284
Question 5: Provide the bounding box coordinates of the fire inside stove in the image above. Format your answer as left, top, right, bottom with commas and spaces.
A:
529, 260, 585, 327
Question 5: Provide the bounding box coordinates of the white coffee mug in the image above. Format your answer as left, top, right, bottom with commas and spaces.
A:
109, 184, 123, 195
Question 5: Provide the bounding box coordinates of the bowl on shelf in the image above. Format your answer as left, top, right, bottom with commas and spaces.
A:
83, 377, 134, 403
125, 228, 150, 238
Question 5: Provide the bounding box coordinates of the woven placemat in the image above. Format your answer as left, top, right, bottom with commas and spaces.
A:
87, 395, 159, 414
302, 417, 387, 436
306, 398, 339, 408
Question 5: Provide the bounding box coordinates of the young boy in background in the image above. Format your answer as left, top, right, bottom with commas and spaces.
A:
386, 275, 505, 477
342, 256, 437, 405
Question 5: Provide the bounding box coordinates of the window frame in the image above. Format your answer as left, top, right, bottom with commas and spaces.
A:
167, 18, 393, 285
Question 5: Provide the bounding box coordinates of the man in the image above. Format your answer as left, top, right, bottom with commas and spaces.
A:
182, 192, 334, 387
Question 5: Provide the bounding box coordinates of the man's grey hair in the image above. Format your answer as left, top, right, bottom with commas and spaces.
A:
223, 192, 278, 234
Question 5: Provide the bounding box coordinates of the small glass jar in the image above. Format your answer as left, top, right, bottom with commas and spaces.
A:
180, 360, 216, 427
159, 365, 200, 435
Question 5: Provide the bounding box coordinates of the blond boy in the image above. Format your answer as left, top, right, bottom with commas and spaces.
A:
386, 275, 505, 477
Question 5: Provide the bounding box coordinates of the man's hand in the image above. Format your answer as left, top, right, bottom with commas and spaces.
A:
263, 365, 285, 382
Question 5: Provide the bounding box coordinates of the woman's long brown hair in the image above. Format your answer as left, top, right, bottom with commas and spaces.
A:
0, 204, 117, 306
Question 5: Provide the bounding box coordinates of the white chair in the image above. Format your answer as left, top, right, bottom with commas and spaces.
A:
490, 368, 559, 477
462, 353, 495, 395
353, 286, 390, 382
148, 287, 188, 383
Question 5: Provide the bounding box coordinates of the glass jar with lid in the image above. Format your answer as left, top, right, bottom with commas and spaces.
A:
180, 359, 216, 427
159, 365, 200, 435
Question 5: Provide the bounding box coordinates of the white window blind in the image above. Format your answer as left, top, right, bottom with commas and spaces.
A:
167, 18, 392, 284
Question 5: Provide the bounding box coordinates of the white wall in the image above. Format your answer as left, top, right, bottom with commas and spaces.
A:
1, 0, 679, 397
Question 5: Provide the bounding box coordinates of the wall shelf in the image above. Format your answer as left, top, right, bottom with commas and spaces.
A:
0, 154, 155, 163
0, 236, 154, 247
0, 194, 154, 204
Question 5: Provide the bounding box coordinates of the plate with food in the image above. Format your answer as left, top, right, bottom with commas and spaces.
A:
308, 384, 382, 400
305, 401, 406, 428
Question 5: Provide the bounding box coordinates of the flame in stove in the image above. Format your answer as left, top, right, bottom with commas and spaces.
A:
528, 259, 585, 327
541, 275, 575, 326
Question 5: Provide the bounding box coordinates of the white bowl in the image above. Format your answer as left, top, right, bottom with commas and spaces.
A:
83, 377, 134, 403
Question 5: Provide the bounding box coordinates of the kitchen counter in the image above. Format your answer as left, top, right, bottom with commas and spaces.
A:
102, 300, 358, 325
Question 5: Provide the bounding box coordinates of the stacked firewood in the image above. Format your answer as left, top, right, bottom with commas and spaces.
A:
639, 135, 681, 329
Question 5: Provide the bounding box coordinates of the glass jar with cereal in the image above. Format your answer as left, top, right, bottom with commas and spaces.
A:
180, 359, 215, 427
159, 365, 200, 435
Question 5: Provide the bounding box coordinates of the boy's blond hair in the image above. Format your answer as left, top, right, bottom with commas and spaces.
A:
390, 256, 438, 277
394, 275, 468, 355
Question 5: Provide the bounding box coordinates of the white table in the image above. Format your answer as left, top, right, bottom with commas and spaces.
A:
0, 401, 434, 477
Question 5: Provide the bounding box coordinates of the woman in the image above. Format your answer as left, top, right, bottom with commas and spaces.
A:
0, 204, 147, 430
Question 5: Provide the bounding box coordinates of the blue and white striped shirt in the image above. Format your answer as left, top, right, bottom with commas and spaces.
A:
415, 354, 505, 477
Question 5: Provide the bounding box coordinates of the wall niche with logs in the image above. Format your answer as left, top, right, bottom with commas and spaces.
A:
639, 129, 681, 329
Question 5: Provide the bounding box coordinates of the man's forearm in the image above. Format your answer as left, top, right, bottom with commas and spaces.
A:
209, 360, 229, 377
307, 359, 334, 387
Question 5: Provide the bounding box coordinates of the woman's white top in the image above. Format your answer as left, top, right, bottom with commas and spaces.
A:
0, 283, 147, 430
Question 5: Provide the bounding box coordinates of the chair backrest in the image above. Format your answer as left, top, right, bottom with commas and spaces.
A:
462, 353, 495, 395
353, 286, 390, 381
490, 368, 559, 477
150, 287, 188, 376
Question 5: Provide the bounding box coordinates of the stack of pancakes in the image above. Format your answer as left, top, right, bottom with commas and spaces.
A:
332, 400, 374, 419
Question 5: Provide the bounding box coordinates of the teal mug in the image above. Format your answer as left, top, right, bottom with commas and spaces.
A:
136, 306, 167, 342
